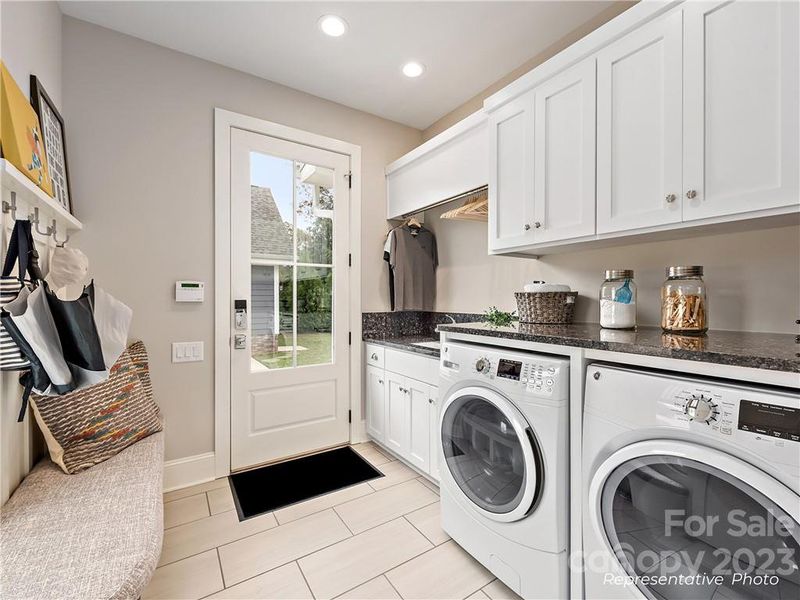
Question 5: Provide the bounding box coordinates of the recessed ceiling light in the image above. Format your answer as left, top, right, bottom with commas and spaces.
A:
402, 61, 425, 78
318, 15, 347, 37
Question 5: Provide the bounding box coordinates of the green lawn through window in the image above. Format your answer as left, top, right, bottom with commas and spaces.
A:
253, 331, 332, 369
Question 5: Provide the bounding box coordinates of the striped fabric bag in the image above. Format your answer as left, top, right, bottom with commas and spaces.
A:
1, 220, 42, 371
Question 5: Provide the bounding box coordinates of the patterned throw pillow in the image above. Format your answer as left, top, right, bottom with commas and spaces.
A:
29, 346, 163, 474
126, 339, 155, 403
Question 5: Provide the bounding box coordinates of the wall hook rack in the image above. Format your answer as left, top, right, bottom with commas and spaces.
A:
1, 191, 19, 220
31, 208, 53, 236
52, 220, 70, 247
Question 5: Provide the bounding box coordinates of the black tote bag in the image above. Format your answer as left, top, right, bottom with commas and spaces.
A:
44, 281, 106, 374
0, 220, 43, 371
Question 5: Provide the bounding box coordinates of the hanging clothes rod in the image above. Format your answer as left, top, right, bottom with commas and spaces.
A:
397, 184, 488, 219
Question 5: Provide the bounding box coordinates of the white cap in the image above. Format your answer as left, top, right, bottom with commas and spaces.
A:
47, 246, 89, 290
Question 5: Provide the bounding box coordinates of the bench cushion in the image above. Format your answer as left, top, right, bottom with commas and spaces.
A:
1, 431, 164, 599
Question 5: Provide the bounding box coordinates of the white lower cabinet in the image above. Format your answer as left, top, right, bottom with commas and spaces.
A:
384, 371, 409, 456
364, 346, 440, 482
365, 365, 386, 443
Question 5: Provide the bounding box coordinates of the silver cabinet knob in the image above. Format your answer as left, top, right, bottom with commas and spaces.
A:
428, 398, 434, 404
524, 223, 531, 231
370, 353, 378, 361
534, 221, 542, 229
665, 194, 676, 203
378, 379, 384, 384
686, 190, 698, 199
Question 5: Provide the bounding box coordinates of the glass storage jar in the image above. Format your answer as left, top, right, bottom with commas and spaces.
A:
599, 270, 637, 329
661, 266, 708, 334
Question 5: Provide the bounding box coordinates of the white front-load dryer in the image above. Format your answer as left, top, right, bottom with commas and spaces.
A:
438, 341, 570, 600
583, 364, 800, 600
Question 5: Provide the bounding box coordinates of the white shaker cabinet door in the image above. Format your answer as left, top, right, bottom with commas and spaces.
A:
533, 59, 597, 243
596, 9, 683, 234
406, 378, 431, 474
683, 0, 799, 221
385, 373, 409, 457
488, 89, 537, 252
427, 385, 440, 482
365, 365, 386, 443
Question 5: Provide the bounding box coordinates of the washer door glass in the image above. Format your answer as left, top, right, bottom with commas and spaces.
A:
601, 455, 800, 600
441, 394, 536, 515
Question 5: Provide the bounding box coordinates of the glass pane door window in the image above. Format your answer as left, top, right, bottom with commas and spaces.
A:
601, 455, 800, 600
249, 152, 335, 370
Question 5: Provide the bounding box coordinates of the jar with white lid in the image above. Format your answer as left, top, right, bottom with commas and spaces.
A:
661, 266, 708, 334
599, 270, 637, 329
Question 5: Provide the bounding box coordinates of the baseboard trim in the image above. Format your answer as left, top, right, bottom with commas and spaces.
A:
163, 452, 216, 492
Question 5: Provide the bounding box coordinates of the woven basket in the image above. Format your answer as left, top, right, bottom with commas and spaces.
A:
514, 291, 578, 324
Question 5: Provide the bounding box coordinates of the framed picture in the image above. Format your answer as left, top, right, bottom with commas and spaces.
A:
30, 75, 71, 213
0, 63, 53, 196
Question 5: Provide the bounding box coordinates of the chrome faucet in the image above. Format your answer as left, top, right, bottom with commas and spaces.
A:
443, 314, 456, 324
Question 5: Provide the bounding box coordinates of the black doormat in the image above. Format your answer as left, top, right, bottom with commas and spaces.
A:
229, 446, 384, 520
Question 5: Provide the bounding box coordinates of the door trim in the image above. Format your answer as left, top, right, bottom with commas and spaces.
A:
214, 108, 363, 479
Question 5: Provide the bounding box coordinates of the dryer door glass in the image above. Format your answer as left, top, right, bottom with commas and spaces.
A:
441, 394, 539, 515
600, 455, 800, 600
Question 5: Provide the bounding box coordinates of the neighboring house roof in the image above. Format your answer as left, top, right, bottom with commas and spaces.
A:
251, 185, 293, 260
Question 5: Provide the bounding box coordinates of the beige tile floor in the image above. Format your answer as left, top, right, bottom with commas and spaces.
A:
144, 442, 523, 600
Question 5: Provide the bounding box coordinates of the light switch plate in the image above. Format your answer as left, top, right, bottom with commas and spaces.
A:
172, 341, 204, 363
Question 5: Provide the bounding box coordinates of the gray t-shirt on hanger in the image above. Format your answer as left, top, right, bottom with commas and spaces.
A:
389, 226, 437, 311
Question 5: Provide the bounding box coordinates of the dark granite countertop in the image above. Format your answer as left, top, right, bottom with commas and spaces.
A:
436, 322, 800, 374
363, 334, 440, 358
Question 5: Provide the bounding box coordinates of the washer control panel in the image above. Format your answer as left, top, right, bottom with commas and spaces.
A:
467, 353, 565, 396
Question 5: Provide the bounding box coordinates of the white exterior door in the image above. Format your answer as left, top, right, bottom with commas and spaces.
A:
365, 366, 386, 443
230, 127, 351, 470
596, 10, 683, 233
385, 372, 408, 456
533, 59, 597, 243
407, 378, 431, 473
683, 0, 799, 221
488, 90, 536, 252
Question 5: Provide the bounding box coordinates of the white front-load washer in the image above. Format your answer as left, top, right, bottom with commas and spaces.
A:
583, 364, 800, 600
438, 340, 570, 600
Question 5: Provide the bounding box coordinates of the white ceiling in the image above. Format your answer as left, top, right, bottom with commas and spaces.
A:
59, 1, 616, 130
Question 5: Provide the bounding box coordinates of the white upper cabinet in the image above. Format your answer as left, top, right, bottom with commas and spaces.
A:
488, 89, 536, 252
480, 0, 798, 256
533, 59, 597, 243
596, 10, 683, 234
682, 0, 799, 221
386, 111, 487, 220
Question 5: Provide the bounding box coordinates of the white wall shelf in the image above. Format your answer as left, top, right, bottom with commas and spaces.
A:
1, 158, 82, 231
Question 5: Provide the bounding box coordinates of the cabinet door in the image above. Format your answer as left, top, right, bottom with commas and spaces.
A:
533, 60, 597, 243
365, 366, 386, 443
428, 385, 440, 482
596, 10, 683, 234
488, 89, 536, 252
407, 378, 431, 474
683, 0, 799, 221
385, 373, 409, 456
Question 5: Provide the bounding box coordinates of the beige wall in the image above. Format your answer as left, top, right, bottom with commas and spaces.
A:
426, 201, 800, 333
62, 17, 421, 461
422, 1, 635, 141
0, 0, 62, 108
